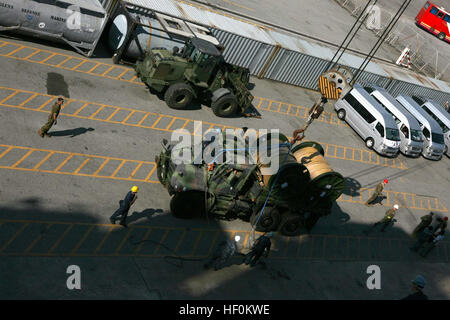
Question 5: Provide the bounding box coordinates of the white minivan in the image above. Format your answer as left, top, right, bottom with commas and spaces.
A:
418, 98, 450, 157
396, 95, 445, 160
364, 85, 423, 157
334, 84, 401, 156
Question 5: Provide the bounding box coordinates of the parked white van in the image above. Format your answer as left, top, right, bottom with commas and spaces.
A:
364, 85, 423, 157
417, 98, 450, 157
334, 84, 401, 156
396, 95, 445, 160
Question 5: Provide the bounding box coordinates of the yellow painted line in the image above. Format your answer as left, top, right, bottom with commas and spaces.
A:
0, 146, 13, 160
87, 63, 100, 73
116, 69, 129, 79
106, 108, 121, 121
71, 59, 87, 71
11, 150, 34, 168
73, 157, 91, 174
95, 226, 115, 253
17, 93, 39, 107
122, 110, 136, 124
153, 229, 170, 255
89, 105, 105, 119
115, 228, 134, 255
54, 154, 74, 172
207, 230, 221, 255
40, 53, 57, 63
4, 45, 25, 57
71, 225, 95, 254
0, 223, 29, 253
55, 56, 72, 67
36, 97, 55, 111
111, 160, 127, 177
190, 231, 204, 256
24, 223, 54, 253
129, 162, 143, 179
48, 224, 73, 254
0, 90, 18, 104
101, 65, 115, 76
93, 158, 110, 176
174, 230, 187, 253
134, 228, 152, 255
136, 113, 150, 126
72, 102, 89, 116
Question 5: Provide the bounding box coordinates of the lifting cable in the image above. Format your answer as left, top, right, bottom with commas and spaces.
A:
352, 0, 412, 83
327, 0, 379, 70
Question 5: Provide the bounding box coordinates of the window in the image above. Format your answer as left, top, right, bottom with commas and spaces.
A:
424, 2, 430, 10
430, 6, 439, 15
438, 12, 444, 18
343, 93, 376, 123
386, 128, 400, 141
445, 15, 450, 22
432, 133, 445, 144
423, 127, 431, 139
422, 106, 449, 133
372, 95, 401, 124
375, 122, 384, 137
400, 124, 409, 138
411, 129, 423, 142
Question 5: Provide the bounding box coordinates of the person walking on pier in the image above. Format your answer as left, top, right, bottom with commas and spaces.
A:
244, 232, 273, 267
38, 97, 64, 138
110, 186, 139, 227
365, 179, 388, 206
412, 212, 434, 237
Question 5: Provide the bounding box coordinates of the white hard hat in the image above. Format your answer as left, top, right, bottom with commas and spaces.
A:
394, 204, 399, 210
234, 235, 241, 242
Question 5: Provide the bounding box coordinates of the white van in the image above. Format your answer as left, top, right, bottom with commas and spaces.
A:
418, 99, 450, 157
334, 84, 401, 156
364, 85, 423, 157
396, 95, 445, 160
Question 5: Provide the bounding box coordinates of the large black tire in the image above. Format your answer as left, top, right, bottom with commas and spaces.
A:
164, 83, 194, 110
250, 206, 281, 232
211, 93, 238, 117
278, 213, 303, 236
437, 33, 445, 41
170, 191, 206, 219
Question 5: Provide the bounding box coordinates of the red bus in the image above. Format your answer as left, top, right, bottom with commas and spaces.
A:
415, 1, 450, 43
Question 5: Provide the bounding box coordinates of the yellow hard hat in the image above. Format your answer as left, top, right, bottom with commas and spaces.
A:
131, 186, 139, 193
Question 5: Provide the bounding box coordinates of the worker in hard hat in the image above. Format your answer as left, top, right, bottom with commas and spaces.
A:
204, 235, 241, 271
433, 216, 448, 234
419, 229, 445, 258
109, 186, 139, 227
412, 212, 434, 237
365, 179, 388, 206
401, 275, 428, 300
410, 226, 434, 252
244, 232, 273, 267
365, 204, 399, 234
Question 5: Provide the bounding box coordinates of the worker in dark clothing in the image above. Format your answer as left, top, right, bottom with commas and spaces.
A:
412, 212, 434, 237
419, 230, 445, 258
204, 236, 240, 271
244, 232, 273, 267
364, 205, 398, 234
110, 186, 139, 227
291, 97, 327, 144
365, 179, 388, 206
410, 226, 434, 252
401, 275, 428, 300
433, 216, 448, 234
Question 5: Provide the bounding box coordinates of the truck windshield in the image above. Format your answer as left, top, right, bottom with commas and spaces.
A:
386, 128, 400, 141
432, 132, 444, 144
411, 129, 423, 142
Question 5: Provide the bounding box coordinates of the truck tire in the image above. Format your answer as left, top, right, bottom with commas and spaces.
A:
250, 207, 280, 232
211, 93, 238, 117
170, 191, 206, 219
278, 213, 303, 236
164, 83, 194, 110
437, 32, 445, 40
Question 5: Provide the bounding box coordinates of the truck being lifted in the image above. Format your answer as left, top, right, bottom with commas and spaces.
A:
135, 38, 254, 118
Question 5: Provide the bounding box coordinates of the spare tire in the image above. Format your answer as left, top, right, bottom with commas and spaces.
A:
164, 83, 194, 110
278, 213, 303, 236
170, 191, 206, 219
211, 93, 238, 117
250, 206, 281, 232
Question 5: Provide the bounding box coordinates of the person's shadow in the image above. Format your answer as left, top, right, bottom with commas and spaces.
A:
126, 208, 165, 224
50, 127, 94, 137
368, 195, 387, 206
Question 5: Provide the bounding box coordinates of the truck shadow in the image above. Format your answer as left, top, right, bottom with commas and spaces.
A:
0, 197, 448, 299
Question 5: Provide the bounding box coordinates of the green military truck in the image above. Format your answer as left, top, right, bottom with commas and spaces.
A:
135, 38, 254, 118
155, 132, 345, 236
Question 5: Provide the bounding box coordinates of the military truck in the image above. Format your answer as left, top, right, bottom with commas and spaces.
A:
135, 38, 254, 118
155, 131, 345, 236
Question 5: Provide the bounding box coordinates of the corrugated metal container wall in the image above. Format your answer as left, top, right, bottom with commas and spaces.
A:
264, 49, 329, 89
386, 80, 450, 106
211, 29, 276, 75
